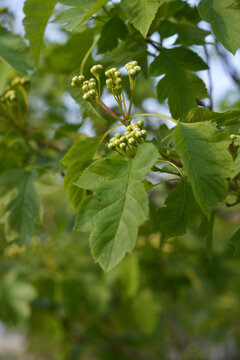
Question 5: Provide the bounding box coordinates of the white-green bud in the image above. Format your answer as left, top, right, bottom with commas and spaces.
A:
120, 136, 125, 142
115, 133, 121, 139
126, 125, 132, 131
135, 131, 142, 139
83, 93, 89, 100
136, 120, 144, 129
134, 66, 141, 73
141, 130, 147, 138
108, 143, 114, 149
119, 143, 126, 149
82, 84, 89, 92
128, 137, 136, 145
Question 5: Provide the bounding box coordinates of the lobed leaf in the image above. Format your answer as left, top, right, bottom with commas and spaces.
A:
0, 169, 41, 245
121, 0, 158, 37
74, 143, 159, 271
174, 122, 233, 217
53, 0, 109, 31
61, 136, 101, 209
0, 26, 32, 74
23, 0, 57, 67
198, 0, 240, 54
158, 177, 200, 239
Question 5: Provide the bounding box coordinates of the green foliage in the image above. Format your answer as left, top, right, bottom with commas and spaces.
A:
98, 14, 128, 53
174, 122, 233, 216
159, 177, 200, 239
53, 0, 109, 31
1, 0, 240, 357
150, 47, 208, 118
198, 0, 240, 54
23, 0, 57, 67
75, 143, 158, 271
121, 0, 159, 37
0, 170, 42, 244
0, 26, 31, 74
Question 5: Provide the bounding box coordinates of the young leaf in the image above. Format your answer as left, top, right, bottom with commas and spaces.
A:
121, 0, 158, 37
53, 0, 109, 31
98, 15, 128, 53
230, 228, 240, 260
149, 47, 208, 118
174, 122, 233, 217
198, 0, 240, 54
61, 136, 101, 209
158, 177, 200, 239
74, 143, 159, 271
23, 0, 57, 67
0, 26, 32, 74
0, 169, 41, 245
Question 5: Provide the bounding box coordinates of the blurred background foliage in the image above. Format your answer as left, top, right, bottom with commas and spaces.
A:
0, 0, 240, 359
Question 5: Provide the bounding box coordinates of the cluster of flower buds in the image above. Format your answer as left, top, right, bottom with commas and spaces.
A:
90, 64, 103, 79
11, 76, 30, 88
71, 75, 85, 89
1, 90, 16, 103
71, 75, 98, 103
125, 61, 141, 79
108, 120, 146, 154
105, 68, 122, 96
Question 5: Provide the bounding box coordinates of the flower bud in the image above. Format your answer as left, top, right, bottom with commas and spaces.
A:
136, 120, 144, 129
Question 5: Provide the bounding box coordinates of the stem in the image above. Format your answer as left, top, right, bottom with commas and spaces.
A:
80, 35, 100, 75
131, 113, 178, 125
150, 177, 180, 189
98, 123, 123, 146
158, 159, 183, 177
203, 44, 213, 110
98, 98, 127, 126
128, 89, 134, 118
121, 91, 128, 119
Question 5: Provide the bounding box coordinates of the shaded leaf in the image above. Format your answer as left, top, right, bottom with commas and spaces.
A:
74, 143, 159, 271
121, 0, 158, 37
198, 0, 240, 54
61, 136, 101, 209
0, 26, 31, 74
150, 47, 208, 118
0, 169, 41, 245
23, 0, 57, 67
53, 0, 109, 31
158, 177, 200, 239
185, 107, 240, 126
174, 122, 233, 216
98, 15, 128, 53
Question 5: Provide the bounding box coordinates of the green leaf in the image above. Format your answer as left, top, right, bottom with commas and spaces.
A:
149, 47, 208, 118
230, 228, 240, 260
174, 122, 233, 217
98, 15, 128, 53
45, 27, 95, 74
0, 26, 31, 74
198, 210, 217, 261
0, 169, 41, 245
158, 20, 209, 46
53, 0, 109, 31
233, 149, 240, 177
185, 107, 240, 126
198, 0, 240, 54
23, 0, 57, 67
74, 143, 159, 271
61, 136, 101, 209
158, 177, 200, 239
121, 0, 158, 37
